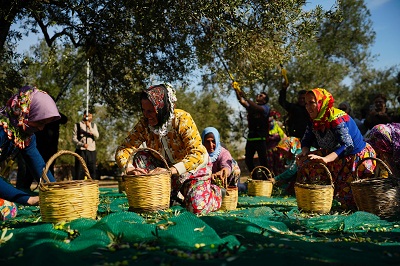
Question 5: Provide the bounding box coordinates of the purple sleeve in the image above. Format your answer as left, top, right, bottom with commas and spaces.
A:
212, 147, 233, 175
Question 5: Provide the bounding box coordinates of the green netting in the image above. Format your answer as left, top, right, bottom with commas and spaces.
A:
1, 187, 400, 266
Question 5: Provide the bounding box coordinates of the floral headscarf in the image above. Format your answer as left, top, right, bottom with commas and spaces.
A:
201, 127, 221, 163
0, 86, 60, 148
141, 83, 177, 137
307, 88, 349, 131
276, 136, 301, 155
365, 123, 400, 167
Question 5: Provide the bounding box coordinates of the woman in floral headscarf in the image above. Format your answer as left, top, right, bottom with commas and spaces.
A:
115, 84, 223, 215
0, 86, 60, 219
365, 123, 400, 178
201, 127, 241, 188
297, 88, 376, 210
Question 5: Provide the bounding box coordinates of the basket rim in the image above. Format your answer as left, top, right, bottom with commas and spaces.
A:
40, 150, 91, 184
297, 160, 333, 186
354, 157, 393, 181
250, 166, 275, 179
39, 179, 99, 188
124, 147, 171, 175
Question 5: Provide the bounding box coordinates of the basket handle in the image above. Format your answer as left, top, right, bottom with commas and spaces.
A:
354, 157, 392, 181
125, 147, 171, 174
249, 165, 275, 180
297, 160, 333, 186
41, 150, 91, 183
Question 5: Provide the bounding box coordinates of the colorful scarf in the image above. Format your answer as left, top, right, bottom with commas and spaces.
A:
0, 86, 60, 149
201, 127, 222, 163
365, 123, 400, 166
276, 136, 301, 155
142, 83, 177, 137
308, 88, 349, 131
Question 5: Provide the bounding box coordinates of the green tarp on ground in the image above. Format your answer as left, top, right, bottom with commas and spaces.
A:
1, 188, 400, 266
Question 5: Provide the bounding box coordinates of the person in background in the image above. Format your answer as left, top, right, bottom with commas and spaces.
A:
270, 136, 301, 195
338, 101, 367, 135
234, 86, 270, 177
16, 110, 68, 190
270, 136, 316, 196
278, 82, 309, 138
266, 110, 287, 176
115, 84, 223, 215
297, 88, 376, 210
201, 127, 241, 189
72, 111, 99, 180
364, 94, 392, 131
364, 123, 400, 178
0, 86, 61, 219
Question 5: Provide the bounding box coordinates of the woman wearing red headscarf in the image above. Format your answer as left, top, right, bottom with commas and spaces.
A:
115, 83, 223, 215
0, 86, 61, 219
297, 88, 376, 210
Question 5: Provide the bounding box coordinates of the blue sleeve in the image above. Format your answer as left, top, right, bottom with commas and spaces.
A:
333, 118, 365, 156
21, 135, 55, 183
262, 104, 270, 118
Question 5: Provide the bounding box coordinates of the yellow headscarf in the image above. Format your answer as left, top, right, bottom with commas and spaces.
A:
308, 88, 349, 131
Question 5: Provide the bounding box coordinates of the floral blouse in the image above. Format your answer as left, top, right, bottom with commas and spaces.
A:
115, 109, 207, 175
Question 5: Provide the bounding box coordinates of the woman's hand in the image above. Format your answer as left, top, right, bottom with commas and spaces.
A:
211, 168, 229, 187
307, 154, 326, 164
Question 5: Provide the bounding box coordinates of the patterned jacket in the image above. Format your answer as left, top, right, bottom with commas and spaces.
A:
115, 109, 208, 175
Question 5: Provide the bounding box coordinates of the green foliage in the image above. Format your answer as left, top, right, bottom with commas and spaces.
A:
1, 0, 399, 162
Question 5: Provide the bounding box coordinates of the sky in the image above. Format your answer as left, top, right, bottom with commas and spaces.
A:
309, 0, 400, 70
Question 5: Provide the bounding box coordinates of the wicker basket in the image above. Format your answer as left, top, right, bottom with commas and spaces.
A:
39, 150, 100, 223
247, 166, 274, 197
124, 148, 171, 213
295, 161, 334, 214
220, 186, 238, 211
351, 157, 400, 218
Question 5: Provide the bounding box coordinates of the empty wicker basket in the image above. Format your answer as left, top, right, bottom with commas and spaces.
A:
295, 161, 334, 214
220, 186, 238, 211
124, 148, 171, 213
39, 150, 100, 223
351, 157, 400, 219
247, 166, 274, 197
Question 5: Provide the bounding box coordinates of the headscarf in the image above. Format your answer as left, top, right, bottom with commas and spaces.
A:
201, 127, 221, 163
0, 86, 60, 148
365, 123, 400, 166
141, 83, 177, 137
276, 136, 301, 155
308, 88, 349, 131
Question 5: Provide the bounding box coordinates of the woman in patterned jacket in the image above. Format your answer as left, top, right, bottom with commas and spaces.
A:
297, 88, 376, 210
115, 84, 223, 215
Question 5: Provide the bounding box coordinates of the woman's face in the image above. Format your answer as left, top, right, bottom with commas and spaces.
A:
141, 99, 158, 126
203, 133, 216, 154
305, 93, 319, 119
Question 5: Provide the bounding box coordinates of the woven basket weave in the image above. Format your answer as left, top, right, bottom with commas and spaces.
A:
220, 186, 238, 211
124, 148, 171, 213
351, 157, 400, 219
295, 161, 334, 214
39, 150, 99, 223
247, 166, 274, 197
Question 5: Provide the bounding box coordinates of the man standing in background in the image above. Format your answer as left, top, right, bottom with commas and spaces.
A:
72, 111, 99, 180
278, 82, 309, 139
